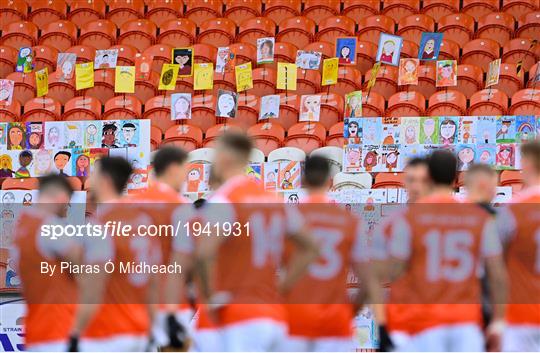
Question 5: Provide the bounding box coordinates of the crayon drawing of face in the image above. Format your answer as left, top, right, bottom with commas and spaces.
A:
348, 121, 359, 137
349, 95, 360, 109
0, 87, 10, 102
303, 96, 319, 112
424, 39, 435, 53
35, 150, 51, 174
287, 194, 299, 204
266, 171, 275, 182
48, 126, 60, 146
347, 148, 360, 165
383, 40, 395, 55
28, 132, 41, 149
404, 60, 416, 73
188, 168, 201, 181
8, 125, 24, 148
479, 150, 491, 163
218, 93, 235, 116
441, 64, 453, 78
440, 119, 457, 142
340, 46, 351, 59
405, 126, 416, 142
458, 147, 475, 164
62, 60, 73, 77
423, 118, 435, 138
174, 96, 190, 117
20, 48, 31, 58
259, 40, 273, 59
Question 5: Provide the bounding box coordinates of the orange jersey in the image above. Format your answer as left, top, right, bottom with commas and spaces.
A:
13, 210, 78, 345
285, 194, 368, 338
384, 194, 501, 334
83, 202, 160, 339
498, 187, 540, 325
200, 175, 304, 326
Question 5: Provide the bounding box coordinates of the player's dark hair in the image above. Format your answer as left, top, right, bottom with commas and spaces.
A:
217, 132, 252, 162
521, 140, 540, 173
54, 151, 71, 159
427, 150, 457, 186
98, 156, 133, 194
152, 146, 188, 176
304, 156, 331, 188
405, 157, 428, 169
39, 174, 74, 197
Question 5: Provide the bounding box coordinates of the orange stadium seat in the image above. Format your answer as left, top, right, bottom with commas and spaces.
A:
438, 13, 475, 46
191, 94, 217, 132
48, 71, 76, 105
303, 41, 335, 61
85, 69, 115, 105
109, 44, 138, 66
315, 16, 356, 43
438, 39, 460, 61
0, 0, 28, 30
66, 45, 96, 63
330, 66, 362, 97
143, 95, 174, 132
145, 0, 184, 27
224, 0, 262, 26
502, 38, 539, 72
509, 88, 540, 115
22, 97, 62, 122
516, 11, 540, 40
0, 46, 18, 78
421, 0, 460, 22
295, 69, 321, 95
357, 15, 395, 45
364, 65, 398, 101
251, 67, 277, 96
229, 43, 257, 65
203, 124, 244, 147
0, 21, 38, 47
237, 17, 276, 46
106, 0, 145, 27
32, 45, 59, 73
143, 44, 174, 73
386, 91, 426, 117
234, 94, 260, 130
427, 90, 467, 116
197, 18, 237, 47
373, 172, 405, 189
457, 64, 484, 99
382, 0, 419, 22
356, 41, 377, 74
342, 0, 380, 22
400, 40, 420, 59
263, 0, 301, 25
247, 122, 285, 156
150, 125, 163, 150
275, 16, 315, 49
39, 20, 77, 52
500, 170, 524, 192
79, 19, 118, 50
185, 0, 223, 26
103, 95, 143, 120
502, 0, 540, 19
67, 0, 106, 27
462, 0, 500, 21
213, 71, 237, 93
302, 0, 340, 25
397, 14, 436, 44
27, 0, 67, 29
2, 178, 39, 190
63, 96, 102, 121
175, 75, 195, 95
528, 62, 539, 88
6, 72, 35, 105
162, 124, 203, 152
415, 64, 437, 99
461, 38, 500, 72
133, 70, 159, 103
494, 63, 524, 96
319, 93, 344, 129
361, 91, 386, 117
157, 18, 197, 47
468, 88, 509, 116
477, 12, 516, 47
326, 121, 345, 147
193, 43, 218, 64
285, 122, 326, 154
118, 19, 157, 52
0, 100, 21, 122
274, 93, 299, 130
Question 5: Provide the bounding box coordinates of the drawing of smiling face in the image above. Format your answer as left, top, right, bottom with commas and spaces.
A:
304, 96, 319, 112
480, 150, 491, 163
348, 122, 358, 137
188, 168, 201, 181
458, 148, 474, 164
218, 94, 235, 115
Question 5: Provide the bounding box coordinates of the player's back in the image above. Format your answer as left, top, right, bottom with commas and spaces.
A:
13, 210, 78, 346
387, 194, 494, 333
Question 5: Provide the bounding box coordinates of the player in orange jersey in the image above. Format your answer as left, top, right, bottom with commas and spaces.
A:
498, 141, 540, 351
380, 150, 507, 351
172, 133, 318, 351
72, 157, 160, 351
403, 157, 431, 203
279, 156, 379, 351
13, 175, 80, 351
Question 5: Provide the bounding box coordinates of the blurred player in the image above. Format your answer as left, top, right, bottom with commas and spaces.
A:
13, 175, 78, 351
465, 164, 498, 215
280, 156, 377, 352
75, 157, 159, 351
172, 133, 317, 352
498, 141, 540, 351
381, 150, 507, 351
403, 157, 430, 203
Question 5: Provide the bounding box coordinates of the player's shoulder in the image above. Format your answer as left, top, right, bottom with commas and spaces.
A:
509, 186, 540, 205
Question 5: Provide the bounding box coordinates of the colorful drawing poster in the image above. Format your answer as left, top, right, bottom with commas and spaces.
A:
295, 50, 322, 70
496, 144, 516, 170
376, 33, 402, 66
362, 145, 382, 172
184, 164, 207, 192
343, 144, 362, 172
398, 58, 419, 85
401, 117, 421, 144
486, 59, 501, 87
33, 149, 53, 176
246, 163, 262, 183
52, 149, 72, 176
381, 144, 400, 172
216, 47, 235, 74
75, 62, 94, 90
216, 90, 238, 118
114, 66, 135, 93
336, 37, 357, 65
322, 58, 339, 86
438, 117, 459, 145
158, 64, 180, 90
362, 118, 382, 145
419, 117, 438, 144
118, 120, 140, 147
0, 123, 7, 150
134, 53, 153, 80
0, 79, 14, 105
382, 117, 401, 145
7, 123, 26, 150
263, 162, 279, 191
25, 122, 43, 149
101, 121, 121, 148
235, 62, 253, 92
436, 60, 458, 87
72, 149, 91, 177
279, 161, 301, 190
16, 47, 34, 73
259, 95, 280, 120
171, 93, 192, 120
94, 49, 118, 69
35, 68, 48, 97
56, 53, 77, 80
344, 91, 362, 118
458, 116, 478, 144
418, 32, 443, 61
456, 144, 476, 171
496, 116, 517, 143
283, 189, 307, 204
516, 115, 536, 142
83, 121, 102, 148
172, 47, 193, 77
477, 116, 497, 144
257, 37, 275, 64
299, 95, 321, 122
344, 118, 363, 145
475, 144, 497, 165
193, 63, 214, 90
277, 63, 297, 90
64, 121, 83, 149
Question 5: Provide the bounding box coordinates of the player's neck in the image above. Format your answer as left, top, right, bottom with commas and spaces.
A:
154, 176, 179, 193
221, 167, 246, 183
